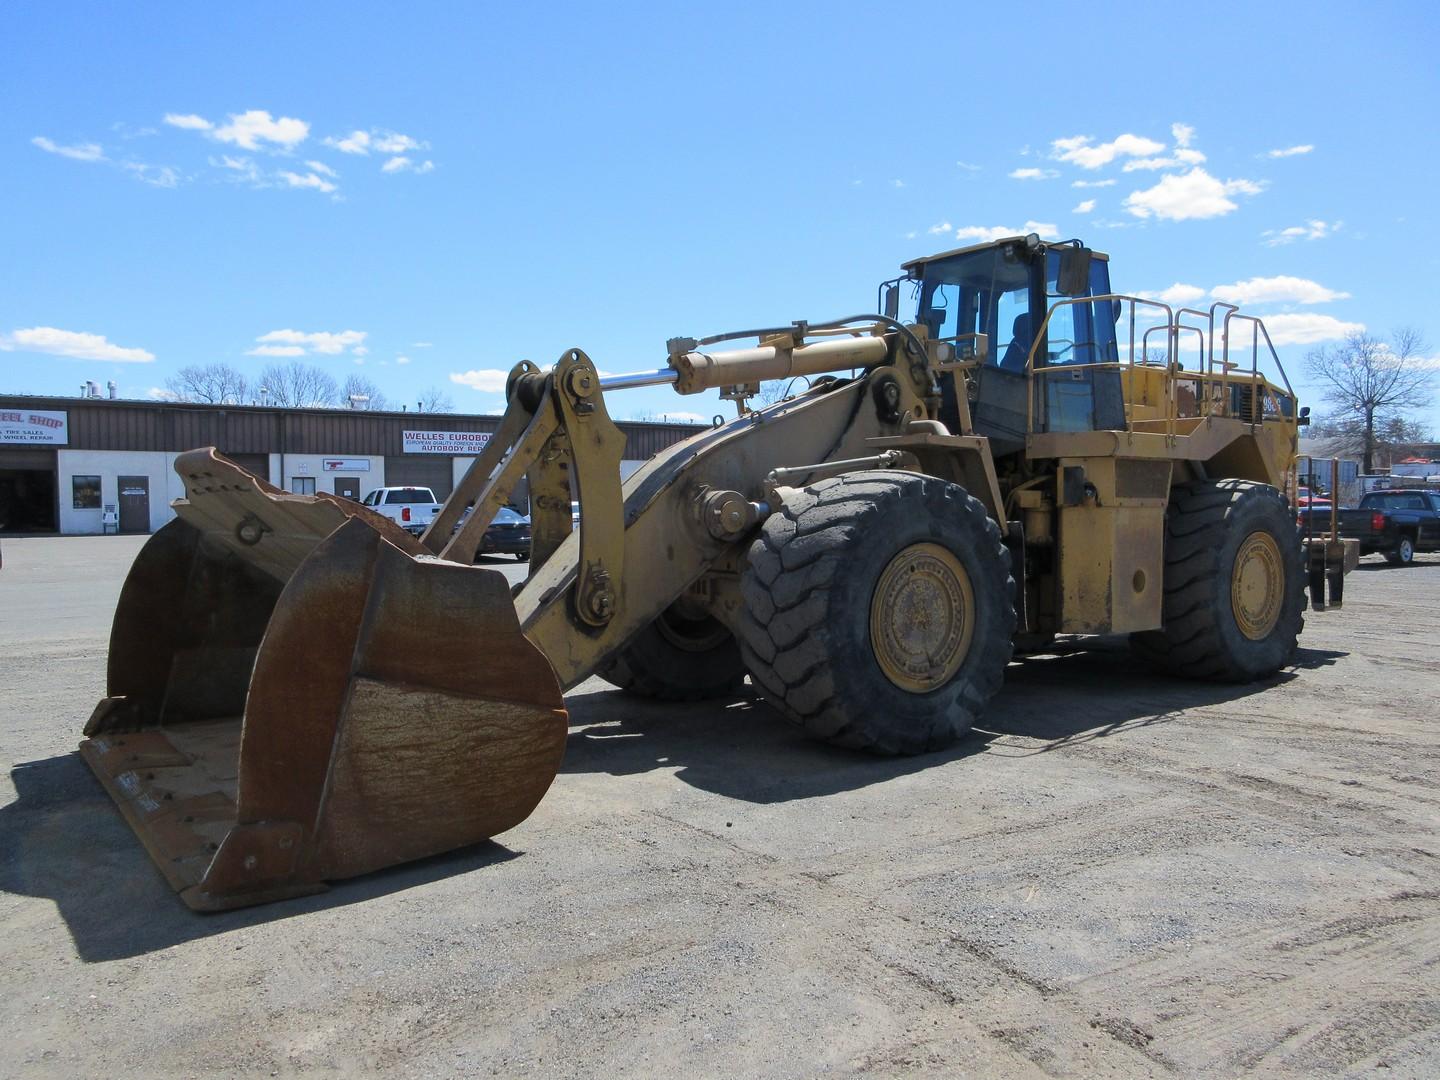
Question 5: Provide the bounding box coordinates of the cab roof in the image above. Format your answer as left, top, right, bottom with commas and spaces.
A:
900, 236, 1110, 274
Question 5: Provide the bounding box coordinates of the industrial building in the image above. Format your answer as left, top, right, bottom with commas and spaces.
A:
0, 394, 703, 535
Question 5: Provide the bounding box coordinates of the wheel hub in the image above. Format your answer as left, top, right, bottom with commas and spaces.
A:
1231, 530, 1284, 640
654, 600, 730, 653
869, 542, 975, 693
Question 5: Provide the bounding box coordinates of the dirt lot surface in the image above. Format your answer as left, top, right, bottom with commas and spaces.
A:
1, 534, 1437, 1077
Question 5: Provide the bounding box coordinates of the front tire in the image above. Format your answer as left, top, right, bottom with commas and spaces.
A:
738, 471, 1014, 755
1132, 480, 1305, 681
597, 600, 747, 701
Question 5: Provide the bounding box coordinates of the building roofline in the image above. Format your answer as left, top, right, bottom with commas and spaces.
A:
0, 392, 705, 430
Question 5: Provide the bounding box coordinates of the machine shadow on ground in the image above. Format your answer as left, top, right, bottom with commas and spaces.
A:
0, 643, 1347, 965
0, 752, 518, 964
561, 638, 1348, 800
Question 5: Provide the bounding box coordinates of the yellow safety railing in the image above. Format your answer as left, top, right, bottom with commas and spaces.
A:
1021, 294, 1296, 438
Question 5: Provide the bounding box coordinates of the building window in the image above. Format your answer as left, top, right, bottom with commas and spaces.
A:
291, 476, 316, 495
72, 475, 102, 509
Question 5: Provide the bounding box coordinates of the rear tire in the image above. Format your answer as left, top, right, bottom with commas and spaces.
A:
1385, 535, 1415, 566
738, 471, 1014, 755
597, 601, 746, 701
1131, 480, 1304, 681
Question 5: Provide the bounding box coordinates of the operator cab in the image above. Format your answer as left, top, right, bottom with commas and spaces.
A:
889, 235, 1123, 454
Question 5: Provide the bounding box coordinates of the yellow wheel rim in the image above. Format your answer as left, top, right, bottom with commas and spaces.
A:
1231, 530, 1284, 641
869, 543, 975, 693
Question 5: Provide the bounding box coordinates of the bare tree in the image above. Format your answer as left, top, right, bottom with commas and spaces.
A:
166, 363, 250, 404
257, 361, 340, 408
341, 373, 388, 411
414, 386, 454, 413
1306, 329, 1434, 473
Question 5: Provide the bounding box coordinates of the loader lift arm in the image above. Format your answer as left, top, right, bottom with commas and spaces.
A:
78, 318, 953, 909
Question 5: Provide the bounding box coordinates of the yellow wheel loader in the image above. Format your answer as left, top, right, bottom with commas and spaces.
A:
79, 234, 1355, 910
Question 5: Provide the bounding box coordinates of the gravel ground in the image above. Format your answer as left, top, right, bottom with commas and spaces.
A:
1, 534, 1437, 1078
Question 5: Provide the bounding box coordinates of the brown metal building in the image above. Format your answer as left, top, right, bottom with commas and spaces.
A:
0, 394, 704, 535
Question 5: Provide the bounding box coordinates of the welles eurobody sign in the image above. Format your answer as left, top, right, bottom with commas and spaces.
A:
402, 430, 492, 455
0, 409, 68, 445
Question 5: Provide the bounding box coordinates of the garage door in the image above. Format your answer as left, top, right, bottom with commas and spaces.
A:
384, 456, 453, 500
222, 452, 270, 481
0, 448, 58, 533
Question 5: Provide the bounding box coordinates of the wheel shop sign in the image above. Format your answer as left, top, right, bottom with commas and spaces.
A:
0, 409, 68, 445
402, 429, 492, 454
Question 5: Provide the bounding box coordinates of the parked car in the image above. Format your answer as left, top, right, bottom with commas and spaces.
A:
360, 486, 443, 537
1297, 488, 1440, 565
454, 505, 531, 560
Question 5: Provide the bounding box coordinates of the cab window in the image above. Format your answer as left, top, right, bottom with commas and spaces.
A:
1042, 251, 1118, 366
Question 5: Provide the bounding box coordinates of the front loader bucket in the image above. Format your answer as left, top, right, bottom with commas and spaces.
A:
79, 450, 568, 911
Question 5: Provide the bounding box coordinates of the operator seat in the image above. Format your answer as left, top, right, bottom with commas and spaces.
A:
998, 313, 1034, 372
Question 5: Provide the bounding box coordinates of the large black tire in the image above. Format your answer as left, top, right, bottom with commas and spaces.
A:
1132, 480, 1305, 681
1385, 534, 1416, 566
738, 471, 1015, 755
597, 601, 747, 701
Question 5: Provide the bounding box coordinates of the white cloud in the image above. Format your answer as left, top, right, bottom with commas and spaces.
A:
891, 179, 905, 188
212, 110, 309, 151
1122, 148, 1207, 171
148, 387, 179, 401
163, 113, 213, 131
325, 129, 428, 157
411, 342, 432, 348
952, 221, 1058, 243
278, 170, 337, 194
1073, 199, 1096, 214
1136, 283, 1207, 306
380, 155, 435, 175
1266, 144, 1313, 158
653, 411, 707, 423
35, 135, 183, 189
213, 154, 264, 186
1261, 313, 1364, 345
372, 132, 423, 154
1009, 167, 1058, 180
955, 161, 981, 172
0, 326, 154, 363
121, 162, 180, 188
1072, 179, 1116, 188
1052, 133, 1166, 169
247, 329, 367, 356
1262, 219, 1340, 246
325, 130, 371, 154
927, 221, 953, 235
450, 369, 509, 392
32, 136, 105, 162
1171, 123, 1196, 147
396, 355, 412, 365
1124, 168, 1264, 220
305, 159, 338, 178
1210, 275, 1350, 306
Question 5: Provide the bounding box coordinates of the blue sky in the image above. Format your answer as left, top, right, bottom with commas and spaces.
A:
2, 2, 1438, 430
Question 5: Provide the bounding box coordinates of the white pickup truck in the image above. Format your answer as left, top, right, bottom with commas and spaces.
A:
360, 486, 443, 536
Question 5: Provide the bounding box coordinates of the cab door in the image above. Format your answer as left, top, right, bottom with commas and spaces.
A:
1035, 251, 1123, 432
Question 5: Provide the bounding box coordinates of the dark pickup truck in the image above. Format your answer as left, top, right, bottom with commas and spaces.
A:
1299, 489, 1440, 565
